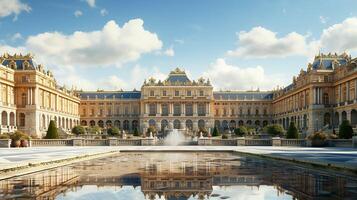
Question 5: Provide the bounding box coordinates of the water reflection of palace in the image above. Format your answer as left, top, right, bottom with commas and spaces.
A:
0, 168, 79, 200
0, 153, 356, 200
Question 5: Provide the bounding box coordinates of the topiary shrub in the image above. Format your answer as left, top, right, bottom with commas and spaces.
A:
44, 120, 59, 139
234, 126, 248, 137
133, 127, 139, 137
286, 122, 298, 139
212, 126, 220, 137
339, 120, 353, 139
107, 127, 120, 136
265, 124, 284, 137
72, 125, 85, 136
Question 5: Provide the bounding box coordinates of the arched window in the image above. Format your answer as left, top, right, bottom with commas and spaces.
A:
148, 119, 155, 128
9, 112, 15, 126
114, 120, 120, 128
98, 120, 104, 128
132, 120, 139, 130
81, 120, 87, 126
198, 119, 205, 129
106, 120, 112, 128
90, 120, 95, 126
161, 120, 168, 131
173, 119, 181, 129
185, 120, 193, 130
123, 120, 129, 131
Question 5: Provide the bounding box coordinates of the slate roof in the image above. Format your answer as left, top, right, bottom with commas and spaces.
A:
78, 91, 141, 100
165, 67, 191, 83
311, 55, 348, 70
1, 58, 36, 70
213, 91, 273, 100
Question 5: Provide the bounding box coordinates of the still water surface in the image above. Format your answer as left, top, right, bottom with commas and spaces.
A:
0, 152, 356, 200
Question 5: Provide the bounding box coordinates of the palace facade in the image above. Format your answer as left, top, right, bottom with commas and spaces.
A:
0, 54, 80, 137
1, 52, 357, 137
78, 53, 357, 135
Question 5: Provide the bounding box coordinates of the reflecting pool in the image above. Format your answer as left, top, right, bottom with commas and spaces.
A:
0, 152, 356, 200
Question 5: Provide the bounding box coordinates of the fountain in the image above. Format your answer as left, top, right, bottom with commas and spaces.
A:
164, 129, 186, 146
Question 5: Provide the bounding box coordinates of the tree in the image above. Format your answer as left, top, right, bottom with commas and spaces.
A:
234, 126, 248, 137
212, 126, 220, 137
87, 126, 101, 134
44, 120, 59, 139
133, 127, 139, 136
286, 122, 298, 139
107, 127, 120, 136
339, 120, 353, 139
265, 124, 284, 137
72, 125, 85, 135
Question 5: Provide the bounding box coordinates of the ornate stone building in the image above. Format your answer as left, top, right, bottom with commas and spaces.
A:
79, 53, 357, 135
0, 54, 80, 137
272, 53, 357, 134
1, 52, 356, 137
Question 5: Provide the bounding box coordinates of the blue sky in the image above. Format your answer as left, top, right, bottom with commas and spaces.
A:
1, 0, 357, 91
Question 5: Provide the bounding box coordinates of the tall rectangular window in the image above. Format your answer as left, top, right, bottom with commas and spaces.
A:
199, 90, 204, 96
187, 90, 192, 96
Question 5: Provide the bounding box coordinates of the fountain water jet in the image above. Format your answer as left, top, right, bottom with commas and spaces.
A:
164, 129, 185, 146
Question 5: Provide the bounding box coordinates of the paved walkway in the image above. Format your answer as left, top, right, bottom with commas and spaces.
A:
0, 147, 118, 170
0, 146, 356, 173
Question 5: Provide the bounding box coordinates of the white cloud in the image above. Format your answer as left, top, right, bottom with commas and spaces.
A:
25, 19, 163, 67
74, 10, 83, 17
94, 65, 166, 90
0, 0, 31, 20
0, 44, 26, 55
319, 16, 328, 24
0, 19, 163, 90
85, 0, 95, 7
163, 47, 175, 56
174, 39, 184, 44
203, 58, 286, 90
100, 9, 108, 16
227, 27, 310, 58
319, 17, 357, 53
11, 33, 23, 41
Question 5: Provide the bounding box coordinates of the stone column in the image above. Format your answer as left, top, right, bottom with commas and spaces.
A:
193, 103, 197, 116
355, 80, 357, 100
145, 103, 148, 114
157, 103, 161, 115
346, 82, 350, 101
27, 88, 31, 105
182, 103, 185, 116
338, 84, 342, 103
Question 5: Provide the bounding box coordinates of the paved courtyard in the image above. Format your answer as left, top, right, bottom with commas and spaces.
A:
0, 146, 356, 173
